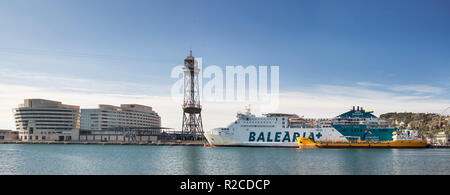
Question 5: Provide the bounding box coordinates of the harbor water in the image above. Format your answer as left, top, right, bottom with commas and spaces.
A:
0, 144, 449, 175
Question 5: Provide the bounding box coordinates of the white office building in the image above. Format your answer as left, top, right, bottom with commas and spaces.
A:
80, 104, 161, 131
14, 99, 80, 141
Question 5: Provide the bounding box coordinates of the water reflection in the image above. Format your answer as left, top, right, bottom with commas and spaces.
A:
181, 146, 203, 174
0, 144, 449, 175
337, 149, 384, 175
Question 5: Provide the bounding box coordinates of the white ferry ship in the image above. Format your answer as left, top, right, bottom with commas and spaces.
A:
204, 107, 346, 148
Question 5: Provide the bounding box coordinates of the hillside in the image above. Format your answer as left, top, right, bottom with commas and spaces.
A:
379, 112, 449, 134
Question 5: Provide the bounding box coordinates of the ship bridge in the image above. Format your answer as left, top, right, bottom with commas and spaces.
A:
336, 106, 377, 119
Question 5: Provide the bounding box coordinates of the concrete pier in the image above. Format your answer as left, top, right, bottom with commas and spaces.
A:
0, 140, 205, 146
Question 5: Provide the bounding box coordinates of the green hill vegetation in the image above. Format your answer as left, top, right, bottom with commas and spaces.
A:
380, 112, 449, 134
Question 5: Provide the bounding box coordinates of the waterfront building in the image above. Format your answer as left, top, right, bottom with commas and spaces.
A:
79, 104, 161, 142
0, 129, 18, 141
432, 131, 449, 146
13, 99, 80, 141
81, 104, 161, 130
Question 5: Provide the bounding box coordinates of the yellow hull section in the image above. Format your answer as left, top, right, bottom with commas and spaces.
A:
297, 137, 427, 149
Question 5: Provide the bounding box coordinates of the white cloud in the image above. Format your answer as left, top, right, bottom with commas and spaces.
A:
389, 84, 444, 94
0, 83, 181, 129
356, 82, 383, 87
0, 70, 448, 131
1, 83, 449, 131
0, 68, 170, 95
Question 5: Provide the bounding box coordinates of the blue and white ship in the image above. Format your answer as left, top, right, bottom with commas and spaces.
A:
204, 107, 346, 148
204, 106, 399, 147
331, 106, 398, 141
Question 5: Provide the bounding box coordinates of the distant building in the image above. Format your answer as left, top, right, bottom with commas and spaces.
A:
80, 104, 161, 130
0, 129, 18, 141
433, 132, 450, 146
425, 131, 450, 146
13, 99, 80, 141
79, 104, 161, 142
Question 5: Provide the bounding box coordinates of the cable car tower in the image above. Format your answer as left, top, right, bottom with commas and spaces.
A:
181, 51, 204, 139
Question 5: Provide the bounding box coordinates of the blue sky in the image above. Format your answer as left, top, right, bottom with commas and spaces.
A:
0, 0, 449, 129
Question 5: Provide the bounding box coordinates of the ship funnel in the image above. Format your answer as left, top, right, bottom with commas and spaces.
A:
357, 106, 359, 111
353, 106, 355, 111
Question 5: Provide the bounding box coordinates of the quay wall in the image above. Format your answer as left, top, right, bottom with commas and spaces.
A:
0, 140, 205, 146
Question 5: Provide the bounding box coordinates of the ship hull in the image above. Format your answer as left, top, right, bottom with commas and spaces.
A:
297, 137, 428, 149
332, 124, 398, 141
204, 127, 346, 148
